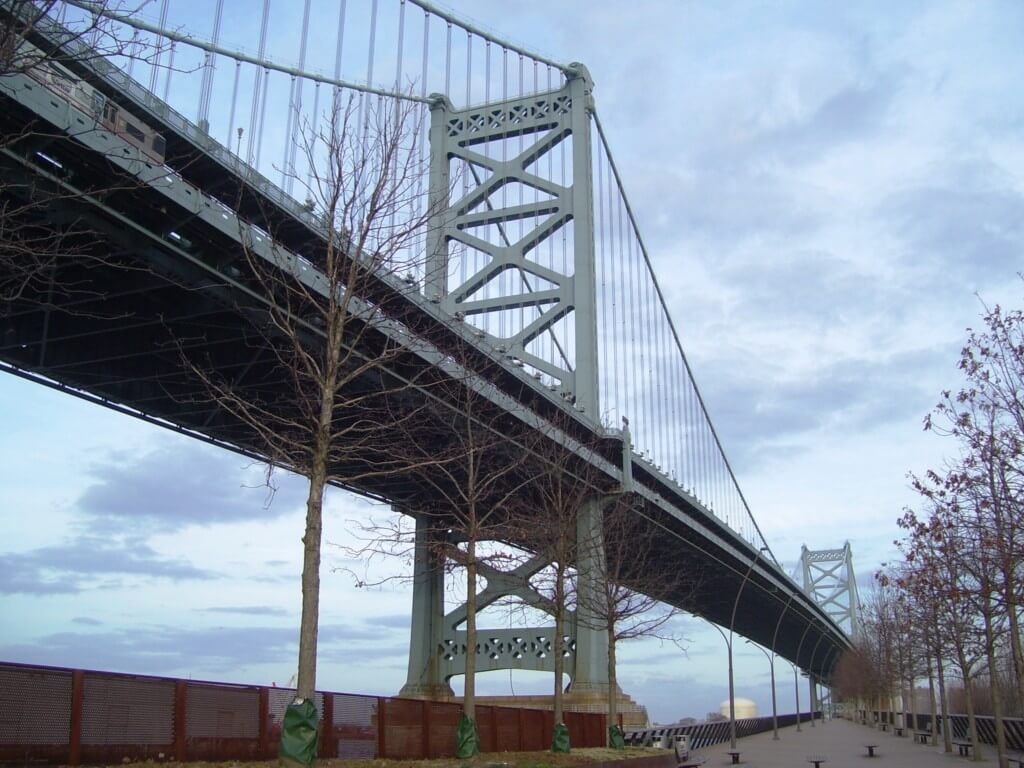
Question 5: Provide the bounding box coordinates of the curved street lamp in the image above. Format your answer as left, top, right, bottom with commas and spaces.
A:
726, 545, 768, 749
807, 628, 827, 728
745, 640, 777, 740
765, 587, 799, 739
792, 621, 814, 732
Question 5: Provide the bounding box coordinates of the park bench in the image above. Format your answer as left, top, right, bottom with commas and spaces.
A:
953, 739, 973, 757
893, 725, 904, 737
806, 755, 828, 768
1007, 751, 1024, 768
864, 744, 879, 757
726, 750, 741, 764
913, 730, 930, 745
879, 722, 889, 732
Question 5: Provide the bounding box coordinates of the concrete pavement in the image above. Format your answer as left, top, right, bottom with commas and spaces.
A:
692, 717, 1005, 767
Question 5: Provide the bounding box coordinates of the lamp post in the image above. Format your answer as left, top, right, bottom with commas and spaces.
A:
745, 640, 777, 740
807, 629, 826, 728
783, 659, 801, 732
766, 587, 799, 740
792, 621, 814, 732
726, 545, 768, 750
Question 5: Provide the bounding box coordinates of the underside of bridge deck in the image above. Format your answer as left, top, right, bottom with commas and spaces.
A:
0, 66, 850, 681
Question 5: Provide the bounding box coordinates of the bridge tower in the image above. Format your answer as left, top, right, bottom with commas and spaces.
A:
799, 542, 860, 639
403, 64, 614, 705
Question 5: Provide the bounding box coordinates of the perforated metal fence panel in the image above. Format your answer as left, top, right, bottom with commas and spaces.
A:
186, 684, 258, 738
520, 707, 549, 751
184, 682, 262, 760
490, 706, 522, 751
379, 697, 423, 759
0, 662, 610, 764
425, 700, 460, 758
80, 674, 173, 745
0, 665, 72, 746
332, 693, 377, 759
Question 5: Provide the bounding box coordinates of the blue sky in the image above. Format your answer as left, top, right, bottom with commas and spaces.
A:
2, 0, 1024, 725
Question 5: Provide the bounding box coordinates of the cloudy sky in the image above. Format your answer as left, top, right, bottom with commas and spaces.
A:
2, 0, 1024, 725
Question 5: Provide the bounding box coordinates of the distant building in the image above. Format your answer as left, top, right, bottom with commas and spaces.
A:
719, 698, 757, 718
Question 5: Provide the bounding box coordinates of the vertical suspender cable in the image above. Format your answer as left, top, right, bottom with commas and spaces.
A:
444, 21, 452, 96
305, 82, 321, 193
597, 144, 609, 420
162, 32, 176, 103
618, 191, 631, 443
358, 0, 379, 130
419, 10, 430, 280
284, 0, 312, 193
646, 270, 658, 462
198, 0, 224, 124
607, 144, 619, 424
226, 59, 240, 150
395, 0, 406, 91
333, 0, 347, 110
247, 0, 271, 164
366, 0, 379, 87
148, 0, 168, 93
517, 51, 526, 346
461, 31, 471, 289
126, 29, 140, 79
388, 0, 408, 258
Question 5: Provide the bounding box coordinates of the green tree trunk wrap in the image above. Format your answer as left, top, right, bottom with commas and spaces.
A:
456, 713, 480, 758
551, 721, 571, 753
279, 698, 319, 768
609, 724, 626, 749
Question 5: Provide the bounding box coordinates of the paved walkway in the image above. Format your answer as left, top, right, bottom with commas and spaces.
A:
693, 717, 1003, 767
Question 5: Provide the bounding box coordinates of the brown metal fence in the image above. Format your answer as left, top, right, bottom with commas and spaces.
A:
0, 662, 610, 764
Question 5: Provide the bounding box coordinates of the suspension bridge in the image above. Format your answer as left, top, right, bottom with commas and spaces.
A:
0, 0, 856, 704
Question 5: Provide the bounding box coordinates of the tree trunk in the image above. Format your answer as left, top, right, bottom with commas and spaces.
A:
606, 627, 617, 746
908, 654, 918, 734
963, 672, 982, 761
295, 452, 327, 700
937, 652, 952, 753
927, 654, 938, 745
552, 571, 565, 726
464, 535, 477, 720
982, 604, 1009, 768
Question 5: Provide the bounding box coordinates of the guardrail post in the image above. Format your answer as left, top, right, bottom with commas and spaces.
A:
173, 681, 188, 760
319, 694, 334, 758
376, 697, 386, 758
258, 687, 269, 758
69, 670, 84, 766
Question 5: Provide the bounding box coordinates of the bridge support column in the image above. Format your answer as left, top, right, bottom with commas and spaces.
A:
400, 515, 454, 699
569, 498, 610, 697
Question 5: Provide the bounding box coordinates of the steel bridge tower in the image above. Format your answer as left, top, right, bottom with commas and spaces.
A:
402, 64, 614, 703
800, 542, 860, 639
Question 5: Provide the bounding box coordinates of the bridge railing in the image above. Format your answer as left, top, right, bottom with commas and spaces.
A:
626, 712, 821, 750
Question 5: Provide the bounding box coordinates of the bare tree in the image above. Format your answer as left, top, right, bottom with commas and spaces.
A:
370, 333, 540, 754
577, 494, 694, 744
511, 413, 612, 748
178, 91, 438, 760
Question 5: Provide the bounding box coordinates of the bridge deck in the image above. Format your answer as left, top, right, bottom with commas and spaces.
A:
699, 718, 1003, 767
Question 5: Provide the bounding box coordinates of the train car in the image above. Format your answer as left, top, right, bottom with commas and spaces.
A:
20, 42, 166, 164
